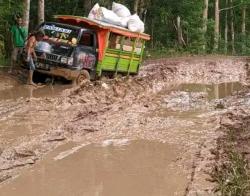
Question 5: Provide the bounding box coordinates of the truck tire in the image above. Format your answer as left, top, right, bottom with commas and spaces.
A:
76, 70, 90, 85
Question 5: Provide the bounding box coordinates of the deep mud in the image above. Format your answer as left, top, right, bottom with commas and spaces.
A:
0, 56, 250, 195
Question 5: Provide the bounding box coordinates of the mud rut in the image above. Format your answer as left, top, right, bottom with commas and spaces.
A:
0, 56, 250, 195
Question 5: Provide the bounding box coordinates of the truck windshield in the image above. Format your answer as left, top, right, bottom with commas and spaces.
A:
41, 23, 80, 46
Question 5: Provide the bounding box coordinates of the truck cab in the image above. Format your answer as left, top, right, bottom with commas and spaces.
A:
33, 22, 97, 83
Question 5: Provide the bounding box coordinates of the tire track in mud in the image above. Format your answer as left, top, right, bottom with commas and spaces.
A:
0, 56, 249, 195
0, 101, 27, 121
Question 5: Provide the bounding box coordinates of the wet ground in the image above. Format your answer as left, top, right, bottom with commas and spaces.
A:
0, 72, 71, 148
177, 82, 242, 100
0, 56, 250, 195
0, 83, 70, 100
0, 141, 187, 196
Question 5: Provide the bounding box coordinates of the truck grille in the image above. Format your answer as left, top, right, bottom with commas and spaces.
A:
46, 54, 59, 62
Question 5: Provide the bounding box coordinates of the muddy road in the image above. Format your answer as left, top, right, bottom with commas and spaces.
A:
0, 56, 250, 196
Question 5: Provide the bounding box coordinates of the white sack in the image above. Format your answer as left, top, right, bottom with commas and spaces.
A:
112, 2, 131, 17
128, 14, 145, 33
88, 3, 101, 20
120, 16, 130, 28
98, 7, 122, 26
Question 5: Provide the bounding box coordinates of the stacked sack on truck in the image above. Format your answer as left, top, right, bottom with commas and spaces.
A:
88, 2, 145, 33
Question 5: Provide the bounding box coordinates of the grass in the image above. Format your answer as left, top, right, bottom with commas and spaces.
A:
211, 127, 250, 196
213, 151, 250, 196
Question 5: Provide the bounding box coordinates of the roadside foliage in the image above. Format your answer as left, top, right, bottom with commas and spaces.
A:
1, 0, 250, 59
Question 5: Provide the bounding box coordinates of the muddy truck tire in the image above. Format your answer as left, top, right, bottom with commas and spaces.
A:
75, 70, 90, 85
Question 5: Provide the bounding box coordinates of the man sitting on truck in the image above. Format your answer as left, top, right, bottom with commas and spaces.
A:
25, 30, 45, 86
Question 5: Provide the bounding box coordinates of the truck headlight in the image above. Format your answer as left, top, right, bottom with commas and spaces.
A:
68, 57, 74, 66
61, 57, 67, 64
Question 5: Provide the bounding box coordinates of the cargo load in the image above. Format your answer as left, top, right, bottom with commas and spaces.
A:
112, 2, 131, 17
88, 2, 145, 33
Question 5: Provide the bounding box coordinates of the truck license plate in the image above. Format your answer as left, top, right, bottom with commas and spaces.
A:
37, 63, 49, 70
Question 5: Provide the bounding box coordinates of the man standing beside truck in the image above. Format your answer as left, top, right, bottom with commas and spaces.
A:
25, 30, 45, 86
10, 16, 28, 73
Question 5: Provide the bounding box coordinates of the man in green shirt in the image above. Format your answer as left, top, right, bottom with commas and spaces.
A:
10, 17, 28, 73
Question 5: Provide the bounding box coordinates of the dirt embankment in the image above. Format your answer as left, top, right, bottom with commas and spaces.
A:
0, 56, 250, 195
208, 90, 250, 195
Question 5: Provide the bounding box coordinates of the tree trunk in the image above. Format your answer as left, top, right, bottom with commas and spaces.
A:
230, 0, 235, 54
214, 0, 220, 51
84, 0, 92, 16
139, 0, 146, 19
143, 9, 147, 24
241, 5, 246, 52
134, 0, 140, 13
151, 17, 154, 48
241, 5, 246, 35
224, 0, 228, 53
140, 0, 149, 24
23, 0, 30, 31
177, 16, 186, 47
38, 0, 45, 24
203, 0, 209, 50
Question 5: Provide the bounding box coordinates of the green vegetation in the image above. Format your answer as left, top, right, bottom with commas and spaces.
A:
0, 0, 250, 58
0, 57, 9, 68
211, 127, 250, 196
213, 151, 250, 196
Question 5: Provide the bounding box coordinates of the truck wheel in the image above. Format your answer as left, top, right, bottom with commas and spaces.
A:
76, 70, 90, 85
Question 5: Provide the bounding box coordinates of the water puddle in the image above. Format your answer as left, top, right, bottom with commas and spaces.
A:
0, 140, 188, 196
178, 82, 243, 100
0, 84, 71, 101
0, 70, 72, 100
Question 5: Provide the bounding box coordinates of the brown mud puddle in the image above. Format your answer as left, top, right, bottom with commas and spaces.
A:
0, 78, 71, 147
153, 82, 243, 118
0, 140, 188, 196
0, 83, 71, 100
177, 82, 242, 100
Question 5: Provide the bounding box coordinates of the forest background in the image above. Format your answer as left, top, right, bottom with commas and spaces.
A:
0, 0, 250, 62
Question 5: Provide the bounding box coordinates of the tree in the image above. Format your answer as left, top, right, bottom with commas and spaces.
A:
38, 0, 45, 24
134, 0, 140, 13
23, 0, 30, 31
214, 0, 220, 51
241, 5, 246, 35
230, 0, 235, 54
224, 0, 229, 53
176, 16, 186, 47
241, 3, 246, 52
1, 0, 250, 58
203, 0, 209, 50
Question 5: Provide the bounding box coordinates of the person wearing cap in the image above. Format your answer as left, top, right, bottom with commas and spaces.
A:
25, 30, 45, 86
10, 16, 28, 73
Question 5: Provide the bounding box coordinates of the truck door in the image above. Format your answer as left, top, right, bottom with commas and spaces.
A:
73, 31, 97, 71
